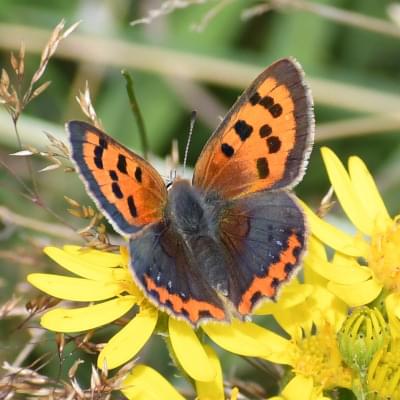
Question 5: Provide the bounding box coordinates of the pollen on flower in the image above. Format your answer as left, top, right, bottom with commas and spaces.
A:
368, 339, 400, 399
369, 216, 400, 292
291, 323, 352, 391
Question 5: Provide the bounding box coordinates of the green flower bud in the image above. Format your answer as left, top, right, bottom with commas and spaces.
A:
338, 307, 387, 374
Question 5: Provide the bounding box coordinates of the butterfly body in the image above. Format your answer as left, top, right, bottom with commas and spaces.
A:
165, 179, 220, 238
68, 58, 314, 326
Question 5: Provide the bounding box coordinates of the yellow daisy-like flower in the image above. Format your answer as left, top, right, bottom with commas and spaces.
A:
256, 237, 352, 398
121, 345, 226, 400
121, 355, 241, 400
302, 147, 400, 337
28, 245, 290, 385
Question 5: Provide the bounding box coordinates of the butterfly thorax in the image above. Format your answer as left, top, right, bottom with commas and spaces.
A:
165, 179, 220, 238
163, 179, 231, 298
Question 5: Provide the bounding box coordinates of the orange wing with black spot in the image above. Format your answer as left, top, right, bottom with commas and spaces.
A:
192, 58, 313, 318
67, 121, 167, 235
193, 58, 314, 198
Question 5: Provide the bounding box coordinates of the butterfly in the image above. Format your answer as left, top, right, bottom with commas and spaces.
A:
67, 58, 314, 326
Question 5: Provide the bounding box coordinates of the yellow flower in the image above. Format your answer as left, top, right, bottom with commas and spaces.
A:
268, 375, 331, 400
122, 355, 240, 400
28, 245, 290, 384
256, 237, 351, 398
302, 147, 400, 337
367, 338, 400, 399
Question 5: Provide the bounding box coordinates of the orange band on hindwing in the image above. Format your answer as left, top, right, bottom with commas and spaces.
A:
238, 232, 302, 315
144, 275, 226, 324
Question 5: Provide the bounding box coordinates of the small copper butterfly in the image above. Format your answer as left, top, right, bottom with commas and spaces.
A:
67, 58, 314, 326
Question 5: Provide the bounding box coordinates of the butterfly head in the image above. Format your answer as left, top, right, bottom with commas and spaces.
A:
166, 169, 178, 189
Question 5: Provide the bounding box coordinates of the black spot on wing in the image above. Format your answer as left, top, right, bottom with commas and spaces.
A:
117, 154, 128, 174
259, 124, 272, 138
284, 263, 294, 274
267, 136, 282, 153
109, 170, 118, 181
234, 120, 253, 141
165, 299, 173, 309
112, 182, 123, 199
135, 166, 142, 183
94, 146, 104, 169
259, 96, 282, 118
181, 309, 190, 319
270, 103, 283, 118
127, 195, 138, 217
221, 143, 234, 158
250, 291, 262, 306
256, 157, 269, 179
271, 278, 280, 288
99, 138, 108, 149
259, 96, 274, 109
198, 310, 213, 319
149, 289, 160, 302
249, 92, 261, 106
293, 245, 302, 259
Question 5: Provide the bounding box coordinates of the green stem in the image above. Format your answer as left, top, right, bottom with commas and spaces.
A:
121, 70, 149, 160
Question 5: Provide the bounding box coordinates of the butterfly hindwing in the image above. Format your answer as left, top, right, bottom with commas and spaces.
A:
68, 121, 167, 235
219, 190, 306, 315
193, 58, 314, 199
128, 222, 227, 325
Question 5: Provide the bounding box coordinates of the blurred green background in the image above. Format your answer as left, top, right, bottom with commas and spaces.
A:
1, 0, 400, 397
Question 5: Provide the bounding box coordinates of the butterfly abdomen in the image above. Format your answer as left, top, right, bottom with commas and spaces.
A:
165, 180, 231, 293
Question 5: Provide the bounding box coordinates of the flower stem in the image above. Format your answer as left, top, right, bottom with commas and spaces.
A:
121, 70, 149, 160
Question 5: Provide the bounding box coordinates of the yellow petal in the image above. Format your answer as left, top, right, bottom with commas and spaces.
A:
348, 156, 391, 230
255, 282, 313, 315
41, 296, 135, 332
327, 279, 382, 307
281, 375, 314, 400
27, 273, 122, 301
303, 237, 328, 286
274, 286, 347, 338
321, 147, 373, 235
44, 247, 128, 281
305, 250, 372, 285
385, 293, 400, 339
300, 200, 369, 257
169, 318, 215, 382
98, 307, 158, 369
273, 302, 312, 339
203, 319, 288, 358
122, 365, 185, 400
63, 245, 123, 267
311, 285, 347, 330
195, 345, 224, 400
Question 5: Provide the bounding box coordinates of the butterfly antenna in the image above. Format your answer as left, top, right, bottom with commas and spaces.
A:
183, 111, 197, 177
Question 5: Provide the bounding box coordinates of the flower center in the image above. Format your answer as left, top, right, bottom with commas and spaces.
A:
292, 324, 352, 391
369, 216, 400, 292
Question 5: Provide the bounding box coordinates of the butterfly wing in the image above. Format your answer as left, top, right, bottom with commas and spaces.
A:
219, 190, 305, 315
129, 222, 227, 325
193, 58, 314, 317
67, 121, 167, 235
193, 58, 314, 198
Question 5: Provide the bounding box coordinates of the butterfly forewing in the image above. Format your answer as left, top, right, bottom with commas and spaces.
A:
193, 58, 314, 199
68, 121, 167, 235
